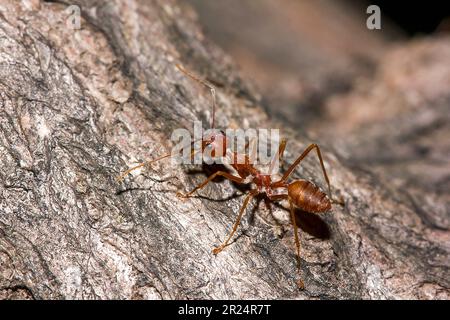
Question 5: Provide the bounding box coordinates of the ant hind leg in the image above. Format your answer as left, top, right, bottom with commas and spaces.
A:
289, 199, 305, 290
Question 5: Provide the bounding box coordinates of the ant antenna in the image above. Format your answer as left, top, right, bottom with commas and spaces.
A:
176, 64, 217, 129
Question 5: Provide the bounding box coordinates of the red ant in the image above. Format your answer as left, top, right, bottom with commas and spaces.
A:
117, 64, 343, 289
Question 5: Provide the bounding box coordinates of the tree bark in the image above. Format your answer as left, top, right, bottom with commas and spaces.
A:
0, 0, 448, 299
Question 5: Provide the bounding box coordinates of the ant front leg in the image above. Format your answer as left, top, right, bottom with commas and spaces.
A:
116, 153, 172, 182
117, 140, 203, 183
177, 171, 245, 198
213, 190, 258, 255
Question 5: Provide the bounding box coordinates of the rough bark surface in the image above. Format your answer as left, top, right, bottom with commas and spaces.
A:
0, 0, 449, 299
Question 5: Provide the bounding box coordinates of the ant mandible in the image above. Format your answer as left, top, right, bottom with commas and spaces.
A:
117, 63, 343, 289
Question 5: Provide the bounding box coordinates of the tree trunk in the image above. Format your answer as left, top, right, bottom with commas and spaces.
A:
0, 0, 448, 299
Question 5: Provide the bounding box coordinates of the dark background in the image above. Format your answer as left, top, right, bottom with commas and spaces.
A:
362, 1, 450, 35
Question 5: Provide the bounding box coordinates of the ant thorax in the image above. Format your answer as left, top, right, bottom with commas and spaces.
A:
221, 148, 285, 197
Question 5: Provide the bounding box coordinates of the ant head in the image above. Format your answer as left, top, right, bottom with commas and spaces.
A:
203, 130, 226, 141
203, 129, 228, 158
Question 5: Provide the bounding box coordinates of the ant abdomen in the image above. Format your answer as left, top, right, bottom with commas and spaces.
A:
288, 180, 331, 213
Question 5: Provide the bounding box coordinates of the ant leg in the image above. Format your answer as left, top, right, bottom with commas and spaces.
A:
266, 193, 304, 288
117, 138, 204, 183
289, 199, 305, 290
176, 64, 217, 129
213, 190, 257, 254
177, 171, 245, 198
116, 153, 172, 182
332, 195, 345, 206
276, 143, 332, 200
267, 194, 288, 201
247, 136, 258, 165
269, 138, 287, 175
277, 138, 287, 160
